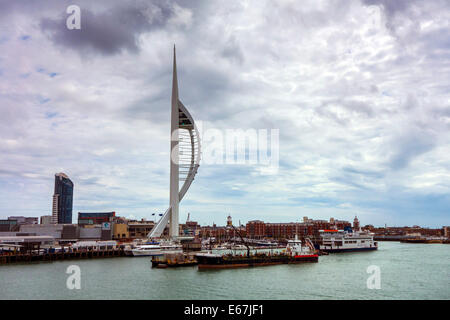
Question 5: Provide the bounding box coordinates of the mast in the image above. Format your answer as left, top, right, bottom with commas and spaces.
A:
169, 45, 180, 239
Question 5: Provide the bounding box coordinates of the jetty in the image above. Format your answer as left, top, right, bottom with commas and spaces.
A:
0, 247, 125, 265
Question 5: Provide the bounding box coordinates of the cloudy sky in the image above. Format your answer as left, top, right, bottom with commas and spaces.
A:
0, 0, 449, 227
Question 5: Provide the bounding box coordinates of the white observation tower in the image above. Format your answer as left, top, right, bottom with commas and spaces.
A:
148, 46, 201, 239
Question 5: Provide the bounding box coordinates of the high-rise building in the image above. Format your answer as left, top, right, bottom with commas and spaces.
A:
52, 173, 73, 224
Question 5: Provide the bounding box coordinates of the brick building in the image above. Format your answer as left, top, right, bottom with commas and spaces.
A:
246, 217, 352, 240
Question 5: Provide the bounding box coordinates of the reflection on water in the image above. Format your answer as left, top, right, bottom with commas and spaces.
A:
0, 242, 449, 300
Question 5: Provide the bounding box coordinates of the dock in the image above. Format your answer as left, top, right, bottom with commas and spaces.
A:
0, 248, 125, 265
400, 238, 450, 244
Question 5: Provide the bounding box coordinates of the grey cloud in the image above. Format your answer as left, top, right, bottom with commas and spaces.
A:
40, 2, 175, 55
221, 36, 244, 65
388, 128, 436, 170
123, 95, 169, 123
362, 0, 414, 18
362, 0, 450, 39
342, 166, 385, 179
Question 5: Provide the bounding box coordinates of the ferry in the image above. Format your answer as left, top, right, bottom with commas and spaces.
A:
319, 229, 378, 253
196, 236, 318, 269
130, 241, 182, 257
131, 244, 162, 257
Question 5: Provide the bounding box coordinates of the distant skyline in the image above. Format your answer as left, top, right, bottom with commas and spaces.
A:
0, 1, 449, 228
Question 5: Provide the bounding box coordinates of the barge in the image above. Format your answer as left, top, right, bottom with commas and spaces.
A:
196, 236, 318, 269
151, 252, 198, 268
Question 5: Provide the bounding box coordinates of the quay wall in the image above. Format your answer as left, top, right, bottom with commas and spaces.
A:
0, 248, 125, 265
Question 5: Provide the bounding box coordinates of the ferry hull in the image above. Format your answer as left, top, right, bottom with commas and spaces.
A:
197, 254, 318, 270
320, 247, 377, 253
131, 251, 164, 257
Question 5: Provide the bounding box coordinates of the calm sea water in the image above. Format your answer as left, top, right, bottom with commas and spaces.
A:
0, 241, 449, 300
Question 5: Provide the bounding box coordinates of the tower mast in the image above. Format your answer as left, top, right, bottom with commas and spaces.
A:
169, 45, 180, 239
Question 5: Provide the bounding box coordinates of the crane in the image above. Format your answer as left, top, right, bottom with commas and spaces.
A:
230, 224, 250, 257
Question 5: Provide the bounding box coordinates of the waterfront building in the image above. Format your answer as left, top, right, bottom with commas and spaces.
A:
129, 220, 155, 239
40, 215, 52, 225
78, 224, 112, 241
147, 46, 201, 239
0, 235, 55, 249
245, 217, 352, 242
333, 219, 352, 230
0, 216, 38, 232
113, 223, 129, 240
0, 219, 18, 232
246, 220, 266, 239
372, 226, 444, 238
78, 211, 115, 225
52, 173, 73, 224
19, 224, 66, 239
265, 222, 298, 239
227, 215, 233, 227
8, 216, 38, 225
181, 220, 201, 237
17, 223, 111, 242
199, 224, 230, 242
444, 226, 450, 238
353, 216, 360, 230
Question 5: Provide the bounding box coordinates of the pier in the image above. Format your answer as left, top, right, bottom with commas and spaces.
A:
0, 248, 125, 265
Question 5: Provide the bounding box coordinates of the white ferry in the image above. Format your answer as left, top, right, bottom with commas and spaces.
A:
319, 229, 377, 253
131, 244, 162, 256
130, 241, 182, 257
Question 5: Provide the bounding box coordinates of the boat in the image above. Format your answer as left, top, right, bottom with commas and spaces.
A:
253, 240, 278, 247
123, 244, 134, 256
319, 228, 378, 253
196, 236, 318, 269
230, 244, 247, 250
214, 243, 230, 250
130, 240, 183, 257
151, 252, 198, 268
131, 244, 163, 257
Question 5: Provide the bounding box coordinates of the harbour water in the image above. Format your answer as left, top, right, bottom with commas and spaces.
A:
0, 242, 448, 300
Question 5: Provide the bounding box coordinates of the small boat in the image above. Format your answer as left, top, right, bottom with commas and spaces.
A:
151, 252, 198, 268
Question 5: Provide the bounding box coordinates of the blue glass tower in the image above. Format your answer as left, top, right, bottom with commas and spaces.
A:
52, 173, 73, 224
